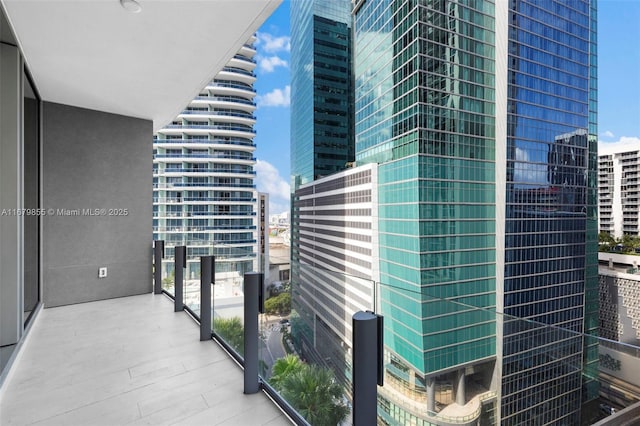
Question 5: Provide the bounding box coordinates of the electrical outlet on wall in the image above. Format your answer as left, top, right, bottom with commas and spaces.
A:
98, 267, 107, 278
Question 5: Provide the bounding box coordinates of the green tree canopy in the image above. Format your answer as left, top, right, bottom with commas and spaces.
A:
264, 292, 291, 316
278, 364, 349, 426
598, 232, 640, 254
270, 354, 304, 389
213, 317, 243, 356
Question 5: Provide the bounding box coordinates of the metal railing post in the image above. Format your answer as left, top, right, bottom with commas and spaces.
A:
243, 272, 263, 394
174, 246, 186, 312
153, 240, 164, 294
200, 256, 214, 341
352, 311, 383, 426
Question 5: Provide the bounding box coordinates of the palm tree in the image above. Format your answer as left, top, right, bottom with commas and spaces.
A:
278, 364, 349, 426
270, 354, 304, 388
213, 316, 244, 356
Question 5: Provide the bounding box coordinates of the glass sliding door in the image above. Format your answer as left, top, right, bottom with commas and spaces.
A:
23, 69, 40, 325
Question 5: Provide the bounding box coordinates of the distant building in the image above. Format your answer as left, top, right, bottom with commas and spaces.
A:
289, 0, 598, 423
599, 143, 640, 238
598, 252, 640, 408
291, 163, 378, 384
153, 37, 259, 278
269, 211, 290, 227
259, 193, 269, 275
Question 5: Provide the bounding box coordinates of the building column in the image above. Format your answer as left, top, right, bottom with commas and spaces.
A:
427, 376, 435, 413
456, 369, 466, 406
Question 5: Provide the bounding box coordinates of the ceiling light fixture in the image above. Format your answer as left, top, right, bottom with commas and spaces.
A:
120, 0, 142, 13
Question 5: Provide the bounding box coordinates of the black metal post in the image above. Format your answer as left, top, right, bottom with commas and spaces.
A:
244, 272, 262, 394
200, 256, 214, 341
352, 311, 383, 426
153, 240, 164, 294
174, 246, 186, 312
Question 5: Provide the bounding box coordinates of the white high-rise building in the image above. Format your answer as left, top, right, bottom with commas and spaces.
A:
599, 142, 640, 238
153, 36, 259, 279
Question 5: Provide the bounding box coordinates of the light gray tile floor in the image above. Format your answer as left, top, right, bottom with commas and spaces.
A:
0, 294, 292, 426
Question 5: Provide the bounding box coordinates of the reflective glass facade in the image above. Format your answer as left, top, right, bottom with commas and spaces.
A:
355, 0, 497, 370
290, 0, 354, 188
355, 0, 498, 421
502, 0, 596, 423
353, 0, 597, 423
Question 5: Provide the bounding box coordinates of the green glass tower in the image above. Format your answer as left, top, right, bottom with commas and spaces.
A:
352, 0, 597, 424
290, 0, 354, 188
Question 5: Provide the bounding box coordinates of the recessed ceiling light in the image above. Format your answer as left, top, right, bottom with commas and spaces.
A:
120, 0, 142, 13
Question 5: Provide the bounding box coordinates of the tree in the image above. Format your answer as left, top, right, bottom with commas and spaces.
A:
598, 232, 616, 251
162, 270, 175, 287
270, 354, 304, 389
264, 292, 291, 316
621, 234, 640, 253
278, 364, 350, 426
213, 317, 244, 356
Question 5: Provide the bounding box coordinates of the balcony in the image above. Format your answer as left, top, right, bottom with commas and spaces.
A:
191, 96, 257, 113
3, 242, 640, 426
154, 138, 256, 149
0, 294, 290, 425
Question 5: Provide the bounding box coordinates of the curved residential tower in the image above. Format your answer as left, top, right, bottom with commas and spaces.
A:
153, 36, 258, 280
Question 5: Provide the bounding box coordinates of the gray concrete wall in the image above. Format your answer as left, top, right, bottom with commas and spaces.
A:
42, 102, 152, 307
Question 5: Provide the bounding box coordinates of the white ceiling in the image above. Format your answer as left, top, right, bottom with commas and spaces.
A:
1, 0, 281, 131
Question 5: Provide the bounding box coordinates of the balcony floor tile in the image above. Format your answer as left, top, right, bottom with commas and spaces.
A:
0, 294, 291, 426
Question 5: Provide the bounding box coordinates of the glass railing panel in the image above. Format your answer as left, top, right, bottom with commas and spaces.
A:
211, 246, 258, 360
373, 280, 640, 425
258, 262, 371, 425
184, 268, 201, 318
160, 254, 175, 297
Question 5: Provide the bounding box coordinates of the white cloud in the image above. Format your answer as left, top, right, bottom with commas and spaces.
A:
599, 136, 640, 155
602, 130, 615, 138
255, 160, 290, 215
258, 55, 288, 73
256, 85, 290, 107
256, 32, 291, 53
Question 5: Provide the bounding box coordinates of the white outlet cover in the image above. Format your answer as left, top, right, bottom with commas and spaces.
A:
98, 267, 107, 278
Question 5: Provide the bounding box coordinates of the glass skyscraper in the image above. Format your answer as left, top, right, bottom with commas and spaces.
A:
352, 0, 598, 424
290, 0, 354, 188
153, 38, 258, 279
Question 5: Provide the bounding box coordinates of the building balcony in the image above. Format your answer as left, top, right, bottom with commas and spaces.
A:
207, 114, 257, 127
162, 167, 253, 173
219, 67, 257, 85
154, 156, 256, 164
228, 55, 256, 71
0, 294, 290, 426
154, 139, 256, 151
209, 85, 257, 100
192, 96, 256, 113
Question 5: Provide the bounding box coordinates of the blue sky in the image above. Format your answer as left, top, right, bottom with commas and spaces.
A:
253, 0, 640, 214
253, 1, 291, 215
